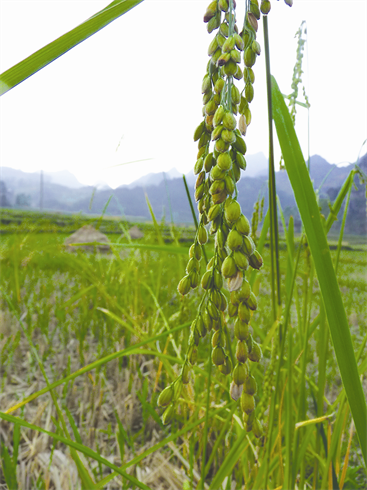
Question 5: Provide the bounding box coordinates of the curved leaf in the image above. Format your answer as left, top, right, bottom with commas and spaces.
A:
0, 0, 144, 96
271, 75, 367, 465
0, 411, 150, 490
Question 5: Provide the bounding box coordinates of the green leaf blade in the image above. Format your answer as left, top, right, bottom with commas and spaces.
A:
271, 74, 367, 465
0, 0, 144, 96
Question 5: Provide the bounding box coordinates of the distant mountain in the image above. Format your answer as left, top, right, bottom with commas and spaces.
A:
0, 167, 84, 189
1, 154, 366, 234
0, 166, 95, 210
45, 170, 84, 189
185, 153, 268, 187
126, 168, 182, 189
244, 152, 268, 178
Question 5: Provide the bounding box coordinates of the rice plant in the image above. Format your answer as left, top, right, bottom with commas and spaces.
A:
0, 1, 366, 489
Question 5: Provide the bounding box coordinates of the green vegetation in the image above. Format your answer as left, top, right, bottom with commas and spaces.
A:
0, 213, 366, 488
0, 208, 196, 242
1, 0, 366, 489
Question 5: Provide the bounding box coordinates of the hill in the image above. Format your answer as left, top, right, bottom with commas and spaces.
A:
1, 153, 366, 234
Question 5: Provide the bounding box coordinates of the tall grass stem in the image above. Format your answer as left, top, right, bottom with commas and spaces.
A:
263, 16, 281, 324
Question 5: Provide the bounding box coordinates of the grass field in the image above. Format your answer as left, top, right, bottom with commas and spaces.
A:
0, 209, 366, 489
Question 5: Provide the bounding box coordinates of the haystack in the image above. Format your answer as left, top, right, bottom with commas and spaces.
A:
64, 225, 110, 252
128, 225, 144, 239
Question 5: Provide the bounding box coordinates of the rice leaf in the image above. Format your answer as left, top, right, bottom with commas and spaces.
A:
271, 75, 367, 464
0, 411, 150, 490
0, 0, 144, 95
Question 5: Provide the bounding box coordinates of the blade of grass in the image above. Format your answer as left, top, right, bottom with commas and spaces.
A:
208, 420, 248, 490
200, 343, 212, 490
334, 182, 352, 274
145, 193, 164, 246
325, 170, 355, 233
182, 174, 208, 265
2, 288, 97, 489
0, 411, 150, 490
249, 208, 270, 288
263, 234, 304, 488
4, 321, 190, 414
97, 306, 144, 338
96, 404, 232, 488
339, 420, 354, 489
271, 74, 367, 464
0, 443, 18, 490
264, 16, 281, 322
62, 284, 96, 308
0, 0, 144, 95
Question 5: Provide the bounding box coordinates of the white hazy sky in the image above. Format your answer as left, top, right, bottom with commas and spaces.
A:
0, 0, 366, 188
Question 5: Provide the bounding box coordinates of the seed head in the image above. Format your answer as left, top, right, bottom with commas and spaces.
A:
233, 250, 249, 270
233, 134, 247, 154
247, 12, 258, 32
241, 392, 255, 414
248, 250, 263, 269
234, 318, 249, 341
182, 364, 191, 384
222, 112, 237, 131
250, 1, 261, 20
235, 213, 250, 235
217, 52, 231, 66
204, 152, 214, 172
234, 65, 243, 80
230, 381, 243, 401
244, 373, 257, 395
218, 0, 229, 12
215, 138, 230, 153
158, 385, 174, 407
252, 417, 263, 438
201, 270, 213, 290
221, 129, 236, 144
194, 121, 205, 142
244, 47, 256, 67
252, 40, 261, 56
239, 115, 247, 136
219, 22, 229, 37
228, 302, 238, 317
221, 255, 237, 278
224, 198, 241, 222
217, 152, 232, 171
231, 85, 241, 104
234, 33, 244, 51
245, 83, 254, 103
225, 175, 235, 195
233, 362, 248, 385
227, 270, 243, 291
207, 204, 222, 222
242, 235, 255, 256
222, 36, 236, 53
178, 275, 191, 296
189, 243, 202, 261
207, 14, 220, 34
246, 291, 258, 311
188, 346, 198, 365
227, 229, 243, 251
238, 301, 251, 323
212, 346, 225, 366
236, 340, 249, 363
219, 355, 232, 375
236, 279, 251, 301
198, 224, 208, 245
248, 341, 262, 362
162, 404, 175, 425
